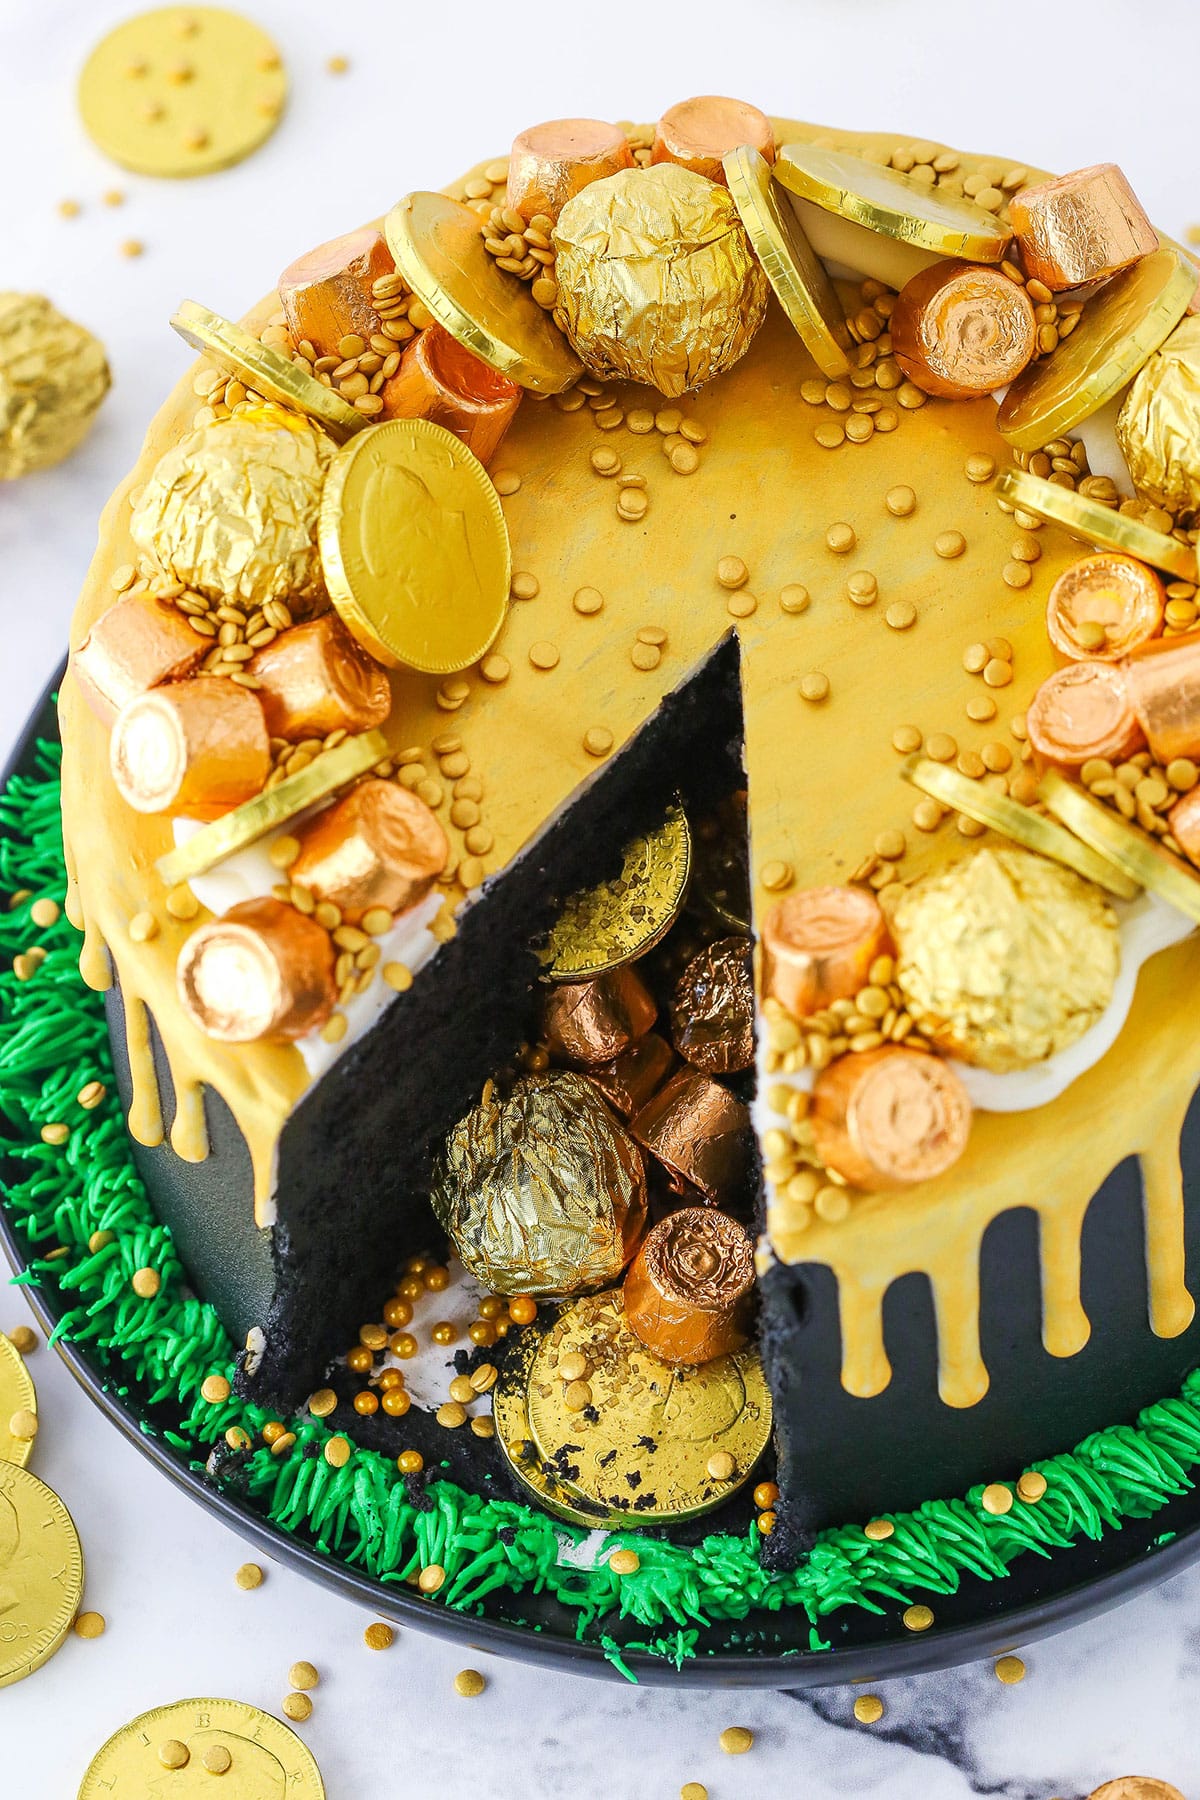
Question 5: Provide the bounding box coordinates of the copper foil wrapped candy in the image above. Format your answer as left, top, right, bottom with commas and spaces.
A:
670, 935, 754, 1073
0, 292, 109, 479
810, 1046, 972, 1189
1117, 317, 1200, 516
623, 1207, 754, 1364
552, 164, 770, 397
432, 1072, 647, 1298
130, 410, 332, 608
631, 1068, 751, 1204
542, 965, 657, 1065
891, 846, 1119, 1073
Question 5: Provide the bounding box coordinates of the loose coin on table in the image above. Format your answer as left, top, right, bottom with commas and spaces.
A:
386, 191, 582, 395
997, 249, 1198, 450
77, 1696, 325, 1797
320, 417, 512, 673
903, 757, 1139, 899
171, 302, 368, 444
996, 469, 1199, 584
723, 145, 851, 378
774, 142, 1011, 263
1040, 769, 1200, 925
155, 729, 388, 887
540, 805, 693, 980
78, 8, 287, 180
0, 1463, 83, 1689
525, 1290, 772, 1522
0, 1332, 37, 1469
492, 1324, 624, 1528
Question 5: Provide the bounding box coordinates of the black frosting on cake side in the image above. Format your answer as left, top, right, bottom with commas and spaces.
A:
760, 1084, 1200, 1559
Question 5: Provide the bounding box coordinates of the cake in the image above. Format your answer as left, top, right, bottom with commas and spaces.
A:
47, 99, 1200, 1626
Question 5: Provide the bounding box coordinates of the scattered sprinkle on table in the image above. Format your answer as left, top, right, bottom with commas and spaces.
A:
364, 1622, 394, 1650
7, 1325, 37, 1355
995, 1654, 1026, 1684
235, 1563, 264, 1590
74, 1611, 106, 1639
903, 1603, 934, 1632
326, 54, 349, 73
9, 1408, 37, 1441
282, 1693, 312, 1722
681, 1786, 707, 1800
120, 239, 145, 259
719, 1725, 753, 1754
288, 1660, 319, 1690
454, 1668, 486, 1696
854, 1694, 885, 1724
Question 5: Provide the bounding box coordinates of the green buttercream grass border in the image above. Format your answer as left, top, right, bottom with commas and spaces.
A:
5, 737, 1200, 1678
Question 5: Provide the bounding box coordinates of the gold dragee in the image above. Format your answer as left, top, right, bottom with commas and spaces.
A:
0, 293, 109, 480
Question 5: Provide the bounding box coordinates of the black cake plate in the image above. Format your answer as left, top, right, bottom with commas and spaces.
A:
7, 667, 1200, 1688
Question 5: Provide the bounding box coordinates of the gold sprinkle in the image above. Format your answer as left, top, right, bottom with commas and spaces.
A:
281, 1693, 312, 1723
885, 600, 916, 631
436, 1400, 468, 1429
706, 1450, 736, 1481
364, 1622, 395, 1650
131, 1267, 160, 1298
74, 1611, 105, 1639
590, 447, 621, 476
983, 657, 1013, 688
631, 641, 662, 670
681, 1786, 708, 1800
40, 1122, 69, 1146
903, 1603, 934, 1632
307, 1387, 338, 1418
573, 586, 604, 616
814, 421, 845, 449
994, 1654, 1026, 1685
129, 910, 159, 943
270, 1430, 296, 1456
510, 570, 539, 601
892, 725, 922, 754
235, 1562, 264, 1589
863, 1518, 894, 1541
847, 571, 877, 607
617, 489, 648, 522
492, 469, 520, 496
419, 1564, 446, 1593
925, 732, 957, 763
912, 796, 944, 832
57, 199, 82, 219
528, 640, 560, 671
324, 1436, 351, 1468
727, 591, 757, 618
200, 1374, 231, 1404
719, 1726, 754, 1755
454, 1667, 487, 1696
7, 1325, 37, 1355
1002, 559, 1033, 589
934, 530, 966, 559
9, 1408, 37, 1441
165, 885, 199, 920
30, 897, 60, 928
289, 1660, 319, 1691
120, 239, 145, 259
326, 54, 350, 74
382, 962, 413, 993
717, 555, 749, 589
885, 485, 916, 517
158, 1741, 190, 1770
1017, 1470, 1048, 1503
981, 1482, 1014, 1515
799, 672, 830, 703
583, 727, 613, 758
966, 695, 998, 722
965, 453, 996, 483
826, 521, 856, 554
760, 859, 794, 892
853, 1695, 885, 1724
779, 584, 810, 614
608, 1548, 640, 1575
320, 1012, 348, 1044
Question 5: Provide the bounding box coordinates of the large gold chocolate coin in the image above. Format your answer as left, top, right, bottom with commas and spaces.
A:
155, 729, 388, 887
0, 1464, 83, 1689
997, 469, 1198, 583
1040, 769, 1200, 925
1087, 1782, 1187, 1800
775, 143, 1011, 263
903, 757, 1138, 899
998, 250, 1198, 450
0, 1334, 37, 1469
171, 303, 368, 445
385, 192, 581, 395
540, 806, 692, 981
724, 146, 851, 379
320, 418, 511, 673
77, 1697, 325, 1797
492, 1326, 623, 1529
78, 8, 287, 179
526, 1291, 771, 1522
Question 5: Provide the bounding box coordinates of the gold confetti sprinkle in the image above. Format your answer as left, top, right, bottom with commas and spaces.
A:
454, 1668, 487, 1696
994, 1654, 1026, 1684
74, 1610, 106, 1639
719, 1726, 754, 1754
854, 1695, 885, 1724
235, 1563, 264, 1590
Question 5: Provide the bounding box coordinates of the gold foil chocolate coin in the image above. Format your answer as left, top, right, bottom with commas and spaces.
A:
1040, 769, 1200, 925
775, 143, 1011, 263
997, 249, 1198, 450
320, 418, 511, 673
386, 191, 581, 395
1087, 1783, 1187, 1800
171, 302, 368, 444
526, 1290, 771, 1522
78, 9, 287, 180
903, 757, 1139, 899
0, 1334, 37, 1469
996, 470, 1198, 583
540, 806, 692, 980
77, 1696, 326, 1797
723, 145, 851, 379
155, 729, 388, 887
0, 1464, 83, 1689
492, 1326, 622, 1529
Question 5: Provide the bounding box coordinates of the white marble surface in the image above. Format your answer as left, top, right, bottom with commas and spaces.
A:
4, 0, 1200, 1794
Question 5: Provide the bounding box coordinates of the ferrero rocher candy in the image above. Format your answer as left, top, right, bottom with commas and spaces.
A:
623, 1207, 754, 1364
71, 593, 207, 726
1010, 163, 1159, 293
177, 896, 335, 1042
1046, 553, 1165, 662
130, 412, 332, 608
810, 1046, 972, 1190
552, 164, 770, 398
670, 935, 754, 1074
288, 779, 448, 923
247, 614, 391, 741
431, 1072, 647, 1297
110, 679, 270, 819
890, 261, 1035, 399
0, 293, 109, 480
631, 1067, 751, 1203
1116, 316, 1200, 516
891, 846, 1119, 1073
542, 965, 657, 1066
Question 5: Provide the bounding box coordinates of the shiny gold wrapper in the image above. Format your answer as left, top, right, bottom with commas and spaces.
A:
891, 846, 1119, 1073
0, 293, 109, 480
129, 412, 332, 608
552, 165, 770, 397
1117, 316, 1200, 516
432, 1072, 647, 1297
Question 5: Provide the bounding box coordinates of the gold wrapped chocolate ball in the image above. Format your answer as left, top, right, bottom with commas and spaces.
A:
891, 846, 1118, 1072
0, 293, 109, 479
432, 1072, 647, 1297
552, 165, 769, 397
130, 407, 332, 608
1117, 317, 1200, 516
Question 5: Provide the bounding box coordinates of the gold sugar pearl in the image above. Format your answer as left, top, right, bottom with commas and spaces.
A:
719, 1727, 754, 1755
74, 1611, 106, 1639
853, 1695, 885, 1724
131, 1267, 161, 1299
779, 584, 810, 614
397, 1449, 425, 1475
902, 1603, 934, 1632
981, 1482, 1014, 1515
706, 1450, 736, 1480
826, 521, 856, 554
235, 1563, 264, 1590
455, 1668, 486, 1697
994, 1655, 1026, 1685
9, 1409, 37, 1441
885, 485, 916, 517
934, 530, 966, 559
7, 1326, 37, 1355
364, 1622, 395, 1650
288, 1661, 319, 1691
559, 1351, 589, 1382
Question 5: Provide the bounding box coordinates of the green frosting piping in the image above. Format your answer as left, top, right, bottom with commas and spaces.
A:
5, 737, 1200, 1678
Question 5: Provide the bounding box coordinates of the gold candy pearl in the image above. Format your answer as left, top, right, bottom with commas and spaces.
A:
383, 1297, 412, 1328
853, 1695, 884, 1724
391, 1333, 418, 1359
382, 1387, 411, 1418
753, 1481, 780, 1510
981, 1482, 1014, 1516
346, 1345, 372, 1374
353, 1391, 379, 1416
364, 1622, 394, 1650
469, 1320, 497, 1347
397, 1449, 424, 1475
288, 1660, 319, 1691
719, 1727, 754, 1755
994, 1654, 1026, 1685
454, 1668, 486, 1697
430, 1321, 459, 1346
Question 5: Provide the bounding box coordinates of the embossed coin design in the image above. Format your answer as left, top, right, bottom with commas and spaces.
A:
77, 1696, 326, 1797
0, 1465, 83, 1689
492, 1327, 624, 1529
320, 418, 512, 673
541, 806, 693, 980
0, 1334, 37, 1470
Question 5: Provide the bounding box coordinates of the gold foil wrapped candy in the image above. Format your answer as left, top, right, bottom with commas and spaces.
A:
0, 293, 109, 479
432, 1072, 647, 1297
130, 409, 332, 608
891, 846, 1119, 1073
1117, 317, 1200, 516
552, 164, 769, 397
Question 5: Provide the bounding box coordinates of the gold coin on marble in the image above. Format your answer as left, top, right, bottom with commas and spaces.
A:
78, 8, 287, 179
0, 1332, 37, 1469
0, 1464, 83, 1689
541, 806, 693, 980
77, 1696, 326, 1797
526, 1290, 771, 1522
1087, 1782, 1187, 1800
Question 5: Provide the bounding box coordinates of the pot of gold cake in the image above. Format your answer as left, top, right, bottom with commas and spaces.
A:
8, 94, 1200, 1688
